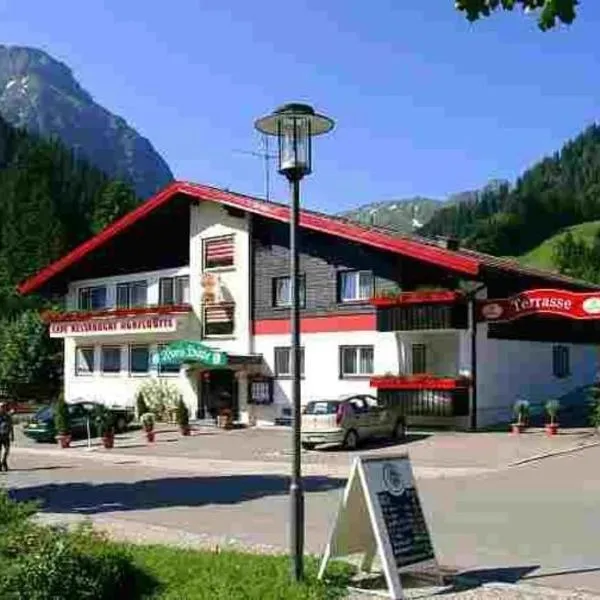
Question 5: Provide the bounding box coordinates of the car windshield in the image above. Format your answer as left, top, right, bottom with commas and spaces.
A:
303, 401, 340, 415
35, 406, 53, 421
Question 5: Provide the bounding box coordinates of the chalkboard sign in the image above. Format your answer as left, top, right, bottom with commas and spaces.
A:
318, 454, 439, 600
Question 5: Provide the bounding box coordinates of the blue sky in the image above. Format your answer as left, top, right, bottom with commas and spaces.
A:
0, 1, 598, 212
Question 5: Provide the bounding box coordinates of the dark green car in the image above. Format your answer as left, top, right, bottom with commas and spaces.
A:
23, 401, 134, 443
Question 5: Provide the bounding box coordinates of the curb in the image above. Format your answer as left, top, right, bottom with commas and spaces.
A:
508, 438, 600, 468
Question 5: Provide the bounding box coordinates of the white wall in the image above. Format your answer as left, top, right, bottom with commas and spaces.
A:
477, 332, 598, 426
252, 330, 398, 422
393, 331, 465, 376
189, 202, 251, 354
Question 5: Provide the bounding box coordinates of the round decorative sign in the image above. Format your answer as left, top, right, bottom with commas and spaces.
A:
382, 462, 406, 496
481, 302, 504, 320
582, 297, 600, 315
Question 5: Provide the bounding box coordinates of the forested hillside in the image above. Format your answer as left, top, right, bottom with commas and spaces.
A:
419, 125, 600, 260
0, 114, 138, 400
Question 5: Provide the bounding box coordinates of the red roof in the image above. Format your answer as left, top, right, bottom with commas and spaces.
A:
16, 181, 599, 295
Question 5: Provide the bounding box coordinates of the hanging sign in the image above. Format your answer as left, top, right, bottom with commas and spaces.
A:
477, 288, 600, 323
151, 340, 228, 367
318, 454, 440, 600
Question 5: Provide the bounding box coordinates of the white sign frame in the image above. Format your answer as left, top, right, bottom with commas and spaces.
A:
318, 453, 440, 600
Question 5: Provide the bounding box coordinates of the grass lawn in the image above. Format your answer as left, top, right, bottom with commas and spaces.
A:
129, 545, 354, 600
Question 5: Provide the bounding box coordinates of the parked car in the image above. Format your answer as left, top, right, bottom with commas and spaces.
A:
300, 394, 406, 450
23, 400, 134, 443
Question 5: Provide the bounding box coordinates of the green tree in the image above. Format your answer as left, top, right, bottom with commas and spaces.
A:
0, 311, 61, 401
92, 180, 138, 233
455, 0, 579, 31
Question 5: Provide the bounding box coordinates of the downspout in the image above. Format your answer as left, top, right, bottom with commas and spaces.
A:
466, 283, 486, 431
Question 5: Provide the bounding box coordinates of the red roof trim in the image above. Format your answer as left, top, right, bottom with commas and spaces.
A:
18, 181, 480, 295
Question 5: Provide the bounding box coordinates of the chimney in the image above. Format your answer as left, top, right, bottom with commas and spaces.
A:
435, 236, 460, 251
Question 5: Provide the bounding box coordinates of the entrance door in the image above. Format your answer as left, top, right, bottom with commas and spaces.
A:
198, 370, 238, 421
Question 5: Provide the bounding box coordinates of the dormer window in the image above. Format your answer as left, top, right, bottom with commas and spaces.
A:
203, 235, 235, 270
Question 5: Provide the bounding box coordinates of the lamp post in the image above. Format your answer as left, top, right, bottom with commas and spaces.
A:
255, 103, 334, 581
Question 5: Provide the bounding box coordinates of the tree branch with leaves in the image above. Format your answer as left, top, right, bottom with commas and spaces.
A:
455, 0, 579, 30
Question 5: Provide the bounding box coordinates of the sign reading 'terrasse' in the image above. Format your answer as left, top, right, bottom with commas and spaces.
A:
478, 289, 600, 323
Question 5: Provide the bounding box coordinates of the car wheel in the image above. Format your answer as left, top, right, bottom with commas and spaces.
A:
301, 442, 316, 451
115, 417, 127, 433
343, 429, 359, 450
392, 419, 407, 441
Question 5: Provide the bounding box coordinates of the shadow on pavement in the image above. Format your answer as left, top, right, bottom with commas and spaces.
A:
316, 433, 430, 454
9, 474, 345, 514
524, 565, 600, 580
438, 565, 540, 594
11, 465, 76, 472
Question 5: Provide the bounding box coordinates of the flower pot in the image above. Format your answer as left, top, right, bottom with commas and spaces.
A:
511, 423, 525, 435
545, 422, 559, 436
180, 425, 191, 436
146, 430, 155, 443
57, 434, 71, 448
102, 434, 115, 449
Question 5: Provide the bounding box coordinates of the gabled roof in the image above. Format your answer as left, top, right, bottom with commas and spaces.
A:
16, 180, 600, 295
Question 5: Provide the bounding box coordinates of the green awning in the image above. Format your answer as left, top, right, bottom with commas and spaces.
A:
151, 341, 228, 367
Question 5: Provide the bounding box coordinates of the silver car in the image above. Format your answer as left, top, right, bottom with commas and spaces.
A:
300, 394, 406, 450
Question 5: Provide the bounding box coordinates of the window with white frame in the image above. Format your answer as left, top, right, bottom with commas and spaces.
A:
339, 346, 374, 378
129, 345, 150, 374
272, 275, 306, 308
78, 286, 108, 310
274, 346, 305, 378
116, 280, 148, 308
75, 347, 95, 375
203, 235, 235, 270
338, 270, 373, 303
101, 346, 122, 374
411, 344, 427, 374
159, 276, 190, 305
552, 345, 570, 379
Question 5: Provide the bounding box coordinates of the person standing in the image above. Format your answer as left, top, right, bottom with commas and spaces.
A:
0, 403, 14, 471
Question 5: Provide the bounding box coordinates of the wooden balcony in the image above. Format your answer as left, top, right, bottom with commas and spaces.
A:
371, 291, 468, 332
370, 374, 470, 417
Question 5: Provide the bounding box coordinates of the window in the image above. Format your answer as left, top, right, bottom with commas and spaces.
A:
116, 281, 148, 308
75, 347, 95, 375
553, 345, 570, 379
159, 276, 190, 305
338, 270, 373, 303
274, 346, 305, 378
203, 304, 235, 336
272, 275, 306, 308
339, 346, 374, 378
203, 235, 235, 270
411, 344, 427, 374
101, 346, 121, 374
156, 344, 180, 374
129, 345, 150, 374
78, 286, 107, 310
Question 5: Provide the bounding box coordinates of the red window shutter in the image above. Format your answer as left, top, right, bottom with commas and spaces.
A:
204, 236, 234, 267
204, 304, 234, 323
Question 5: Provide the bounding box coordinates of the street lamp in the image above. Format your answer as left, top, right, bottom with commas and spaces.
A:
255, 103, 334, 581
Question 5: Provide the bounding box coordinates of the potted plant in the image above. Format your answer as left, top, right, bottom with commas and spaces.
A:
511, 398, 530, 434
95, 406, 115, 449
175, 396, 191, 436
141, 412, 155, 442
54, 393, 71, 448
545, 399, 560, 436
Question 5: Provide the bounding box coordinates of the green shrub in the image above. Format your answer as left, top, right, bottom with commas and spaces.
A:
589, 383, 600, 428
54, 392, 69, 435
135, 391, 148, 421
175, 396, 189, 428
545, 399, 560, 423
513, 398, 530, 424
93, 405, 114, 437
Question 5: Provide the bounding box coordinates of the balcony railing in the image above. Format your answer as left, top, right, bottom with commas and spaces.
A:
42, 304, 193, 323
370, 374, 470, 417
371, 291, 468, 332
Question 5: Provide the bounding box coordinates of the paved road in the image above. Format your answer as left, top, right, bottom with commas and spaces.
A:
6, 440, 600, 596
